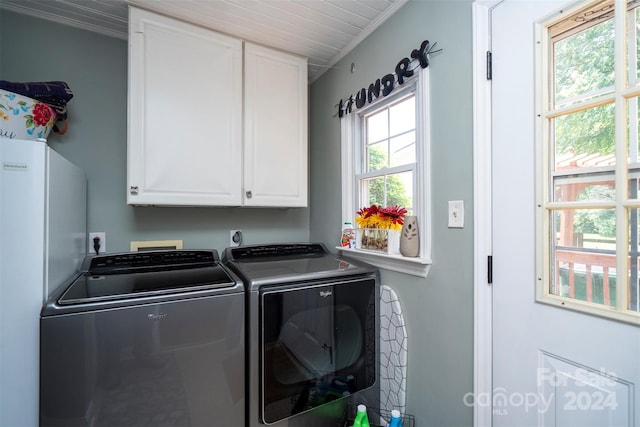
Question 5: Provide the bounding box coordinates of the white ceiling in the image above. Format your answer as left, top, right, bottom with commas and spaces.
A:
0, 0, 407, 82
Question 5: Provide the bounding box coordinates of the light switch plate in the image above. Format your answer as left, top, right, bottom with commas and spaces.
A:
448, 200, 464, 228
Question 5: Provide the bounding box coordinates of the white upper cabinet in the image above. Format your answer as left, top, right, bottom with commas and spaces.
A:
127, 7, 308, 207
128, 7, 243, 206
243, 43, 308, 207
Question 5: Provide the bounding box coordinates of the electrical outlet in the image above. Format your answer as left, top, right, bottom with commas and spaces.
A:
89, 232, 106, 254
230, 230, 242, 247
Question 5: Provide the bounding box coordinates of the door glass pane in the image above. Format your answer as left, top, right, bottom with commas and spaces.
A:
553, 8, 614, 108
553, 174, 615, 202
632, 5, 640, 84
551, 209, 616, 307
629, 208, 640, 311
628, 96, 640, 199
554, 103, 615, 171
629, 96, 640, 166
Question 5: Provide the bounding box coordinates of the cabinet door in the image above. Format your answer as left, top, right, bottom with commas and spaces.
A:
128, 8, 243, 206
244, 43, 308, 207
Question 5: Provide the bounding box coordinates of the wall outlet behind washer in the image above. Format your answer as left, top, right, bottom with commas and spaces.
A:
229, 230, 242, 247
89, 232, 106, 254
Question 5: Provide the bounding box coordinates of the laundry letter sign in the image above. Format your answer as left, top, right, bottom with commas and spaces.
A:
336, 40, 438, 118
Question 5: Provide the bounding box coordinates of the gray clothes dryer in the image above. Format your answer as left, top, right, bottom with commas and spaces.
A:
40, 250, 245, 427
223, 243, 380, 427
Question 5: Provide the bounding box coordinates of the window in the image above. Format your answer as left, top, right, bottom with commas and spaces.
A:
360, 95, 415, 212
536, 0, 640, 323
340, 69, 431, 277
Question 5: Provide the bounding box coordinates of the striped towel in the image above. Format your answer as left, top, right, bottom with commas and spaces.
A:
0, 80, 73, 120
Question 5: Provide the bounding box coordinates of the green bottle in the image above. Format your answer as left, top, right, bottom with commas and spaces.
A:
352, 404, 370, 427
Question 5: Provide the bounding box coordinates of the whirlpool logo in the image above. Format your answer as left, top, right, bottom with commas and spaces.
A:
147, 313, 168, 321
319, 290, 332, 298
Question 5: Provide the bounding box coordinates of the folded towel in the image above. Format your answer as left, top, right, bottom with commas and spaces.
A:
0, 80, 73, 120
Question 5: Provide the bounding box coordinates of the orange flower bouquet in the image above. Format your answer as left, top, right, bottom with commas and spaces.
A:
355, 205, 407, 253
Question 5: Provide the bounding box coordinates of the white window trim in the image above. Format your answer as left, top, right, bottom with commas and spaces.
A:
337, 69, 432, 278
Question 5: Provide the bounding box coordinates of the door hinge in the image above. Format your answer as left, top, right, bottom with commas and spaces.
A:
486, 51, 492, 81
488, 255, 493, 284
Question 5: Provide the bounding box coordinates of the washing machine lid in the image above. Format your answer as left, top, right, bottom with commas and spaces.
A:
58, 250, 238, 305
223, 243, 377, 288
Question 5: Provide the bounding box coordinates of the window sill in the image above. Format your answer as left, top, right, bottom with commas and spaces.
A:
336, 246, 432, 278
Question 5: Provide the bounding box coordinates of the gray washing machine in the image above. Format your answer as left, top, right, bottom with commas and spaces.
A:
223, 243, 380, 427
40, 250, 245, 427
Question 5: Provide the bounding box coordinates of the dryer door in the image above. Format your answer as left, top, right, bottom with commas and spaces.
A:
260, 277, 376, 424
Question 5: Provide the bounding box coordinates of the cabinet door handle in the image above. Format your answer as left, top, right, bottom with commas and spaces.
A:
130, 186, 139, 195
246, 191, 252, 198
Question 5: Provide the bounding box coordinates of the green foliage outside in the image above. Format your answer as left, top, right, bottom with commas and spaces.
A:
366, 146, 411, 208
554, 18, 615, 156
575, 186, 616, 238
554, 17, 623, 239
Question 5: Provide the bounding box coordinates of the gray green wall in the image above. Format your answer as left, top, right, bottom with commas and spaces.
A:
0, 10, 309, 252
309, 1, 474, 425
2, 1, 475, 425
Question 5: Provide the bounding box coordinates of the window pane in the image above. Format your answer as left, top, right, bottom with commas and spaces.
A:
628, 96, 640, 199
551, 208, 616, 307
554, 103, 615, 171
629, 175, 640, 199
362, 176, 385, 206
554, 15, 614, 107
367, 96, 416, 171
386, 171, 413, 210
629, 208, 640, 311
389, 97, 415, 135
367, 142, 387, 172
360, 172, 413, 209
629, 96, 640, 165
553, 173, 615, 202
390, 131, 416, 167
367, 110, 388, 144
633, 6, 640, 84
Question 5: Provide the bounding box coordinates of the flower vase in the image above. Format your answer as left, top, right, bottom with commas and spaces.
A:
357, 228, 401, 255
358, 229, 386, 252
400, 215, 419, 257
388, 229, 401, 255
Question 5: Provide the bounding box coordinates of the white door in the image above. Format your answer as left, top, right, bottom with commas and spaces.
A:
492, 1, 640, 426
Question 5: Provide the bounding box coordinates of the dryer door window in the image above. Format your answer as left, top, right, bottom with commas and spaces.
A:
260, 278, 376, 424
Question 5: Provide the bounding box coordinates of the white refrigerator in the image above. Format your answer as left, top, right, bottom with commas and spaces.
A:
0, 138, 87, 426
